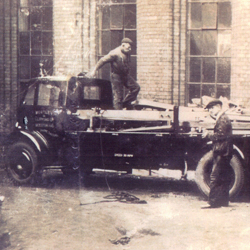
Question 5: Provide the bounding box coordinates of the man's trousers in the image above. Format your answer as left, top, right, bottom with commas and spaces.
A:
111, 73, 140, 110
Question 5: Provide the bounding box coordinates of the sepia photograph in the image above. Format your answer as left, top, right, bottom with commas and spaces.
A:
1, 0, 250, 249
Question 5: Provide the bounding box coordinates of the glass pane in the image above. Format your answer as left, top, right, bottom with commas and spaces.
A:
31, 31, 42, 55
38, 84, 51, 106
110, 5, 123, 29
218, 30, 231, 57
19, 8, 30, 31
190, 3, 201, 29
188, 84, 201, 104
202, 58, 215, 83
217, 85, 230, 99
101, 31, 111, 55
24, 85, 36, 105
202, 84, 216, 98
20, 32, 30, 55
31, 56, 41, 78
189, 57, 201, 82
42, 57, 53, 75
30, 7, 42, 30
111, 31, 123, 50
202, 3, 217, 29
20, 0, 29, 7
30, 0, 42, 6
112, 0, 123, 2
217, 58, 231, 83
42, 32, 53, 55
42, 7, 53, 30
42, 0, 52, 6
125, 0, 136, 2
124, 4, 136, 29
130, 56, 137, 80
190, 31, 202, 55
20, 57, 30, 79
125, 30, 136, 55
202, 30, 217, 55
101, 5, 110, 30
218, 2, 231, 29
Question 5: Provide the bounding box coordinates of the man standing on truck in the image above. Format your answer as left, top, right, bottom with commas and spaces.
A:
88, 38, 140, 110
202, 99, 233, 208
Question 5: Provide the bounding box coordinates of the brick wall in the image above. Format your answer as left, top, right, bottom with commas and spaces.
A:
231, 0, 250, 108
53, 0, 97, 76
0, 0, 18, 133
137, 0, 186, 105
53, 0, 84, 76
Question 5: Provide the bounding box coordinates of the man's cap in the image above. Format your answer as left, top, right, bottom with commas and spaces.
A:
205, 99, 222, 109
121, 38, 133, 45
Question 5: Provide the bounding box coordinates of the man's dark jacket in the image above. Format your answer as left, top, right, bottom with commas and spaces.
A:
208, 112, 233, 157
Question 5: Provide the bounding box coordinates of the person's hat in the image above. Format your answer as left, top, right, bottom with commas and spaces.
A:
121, 38, 133, 45
205, 99, 222, 109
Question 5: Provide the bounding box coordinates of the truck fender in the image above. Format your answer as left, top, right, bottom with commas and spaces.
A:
206, 141, 245, 160
9, 130, 50, 154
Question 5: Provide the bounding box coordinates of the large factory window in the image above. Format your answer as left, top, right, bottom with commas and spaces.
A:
187, 1, 231, 106
19, 0, 53, 94
97, 0, 137, 81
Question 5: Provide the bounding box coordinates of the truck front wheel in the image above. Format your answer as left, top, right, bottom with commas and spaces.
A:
195, 151, 244, 199
6, 142, 39, 185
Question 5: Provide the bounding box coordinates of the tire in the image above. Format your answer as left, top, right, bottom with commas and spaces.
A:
195, 150, 244, 199
6, 142, 38, 185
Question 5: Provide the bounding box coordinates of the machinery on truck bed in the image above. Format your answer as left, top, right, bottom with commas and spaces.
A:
1, 75, 250, 199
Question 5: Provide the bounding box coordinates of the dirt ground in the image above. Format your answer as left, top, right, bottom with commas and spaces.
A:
1, 168, 250, 250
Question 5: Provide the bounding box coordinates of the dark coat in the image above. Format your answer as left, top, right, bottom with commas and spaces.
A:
208, 112, 233, 157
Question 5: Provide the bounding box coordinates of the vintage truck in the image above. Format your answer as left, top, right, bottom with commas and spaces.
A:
2, 75, 250, 199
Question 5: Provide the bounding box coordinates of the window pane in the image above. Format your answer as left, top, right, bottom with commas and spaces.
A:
19, 8, 30, 31
42, 0, 53, 6
202, 30, 217, 55
20, 32, 30, 55
190, 3, 201, 29
217, 85, 230, 99
125, 0, 136, 2
42, 57, 53, 75
112, 0, 123, 3
31, 56, 41, 78
125, 30, 136, 55
218, 30, 231, 57
110, 5, 123, 29
42, 32, 53, 55
202, 84, 216, 98
24, 85, 36, 105
188, 84, 201, 104
30, 7, 42, 30
101, 31, 111, 55
202, 3, 217, 29
190, 31, 202, 55
189, 57, 201, 82
124, 4, 136, 29
218, 2, 231, 29
111, 30, 123, 50
20, 56, 30, 79
31, 31, 42, 55
217, 58, 231, 83
101, 5, 110, 30
130, 56, 137, 80
30, 0, 42, 6
202, 58, 215, 83
42, 7, 53, 30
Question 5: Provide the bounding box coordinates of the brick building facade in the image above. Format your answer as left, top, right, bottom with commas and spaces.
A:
0, 0, 249, 131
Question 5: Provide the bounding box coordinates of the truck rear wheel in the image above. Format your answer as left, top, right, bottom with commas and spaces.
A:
6, 142, 38, 185
195, 150, 244, 199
